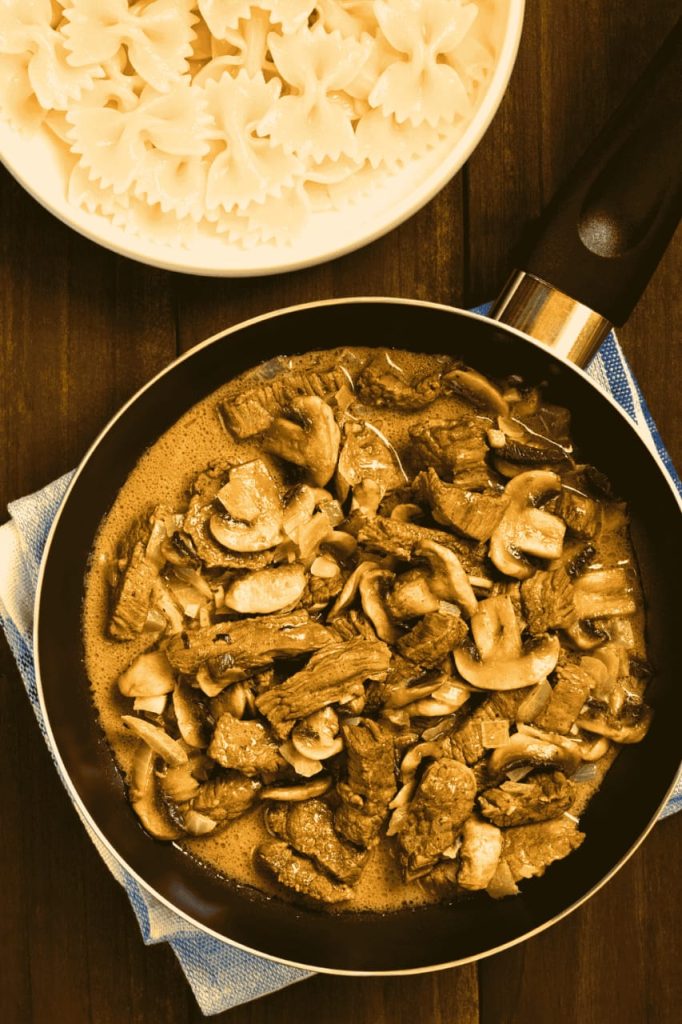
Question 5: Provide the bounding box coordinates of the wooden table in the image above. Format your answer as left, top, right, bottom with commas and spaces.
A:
1, 3, 681, 1022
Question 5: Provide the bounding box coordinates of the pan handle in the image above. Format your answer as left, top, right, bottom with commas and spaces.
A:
491, 19, 682, 368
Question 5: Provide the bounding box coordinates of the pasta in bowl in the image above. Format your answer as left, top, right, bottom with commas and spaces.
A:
0, 0, 524, 275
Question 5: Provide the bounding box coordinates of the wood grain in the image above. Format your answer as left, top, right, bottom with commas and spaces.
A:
0, 3, 680, 1022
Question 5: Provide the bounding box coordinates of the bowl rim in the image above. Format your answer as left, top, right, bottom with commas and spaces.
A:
33, 297, 682, 976
0, 0, 525, 277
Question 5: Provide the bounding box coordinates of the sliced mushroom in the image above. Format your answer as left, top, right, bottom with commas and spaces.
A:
172, 682, 210, 749
390, 503, 424, 523
118, 649, 176, 698
310, 554, 340, 578
279, 740, 324, 778
576, 693, 652, 743
359, 566, 399, 643
487, 731, 581, 778
260, 776, 333, 801
291, 707, 342, 760
327, 561, 377, 619
210, 511, 283, 553
415, 539, 477, 617
444, 367, 509, 415
263, 395, 341, 487
489, 471, 566, 579
224, 563, 307, 614
127, 744, 182, 840
210, 460, 285, 553
133, 693, 168, 715
122, 715, 188, 767
455, 634, 560, 691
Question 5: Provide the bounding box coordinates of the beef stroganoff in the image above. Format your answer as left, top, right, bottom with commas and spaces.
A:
83, 347, 653, 910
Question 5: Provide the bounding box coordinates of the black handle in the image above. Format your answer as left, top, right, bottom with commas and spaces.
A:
518, 19, 682, 326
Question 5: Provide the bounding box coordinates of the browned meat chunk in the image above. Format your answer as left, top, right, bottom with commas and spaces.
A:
415, 468, 506, 542
272, 799, 369, 883
220, 357, 355, 438
165, 611, 332, 675
335, 719, 396, 847
256, 638, 391, 738
493, 438, 572, 469
407, 417, 490, 488
356, 352, 441, 410
478, 770, 573, 827
351, 513, 487, 576
109, 539, 159, 640
109, 509, 175, 640
255, 839, 353, 904
535, 658, 595, 733
551, 488, 600, 538
521, 568, 577, 635
208, 712, 285, 775
397, 611, 467, 668
397, 758, 476, 876
446, 691, 528, 765
494, 817, 585, 887
191, 772, 261, 822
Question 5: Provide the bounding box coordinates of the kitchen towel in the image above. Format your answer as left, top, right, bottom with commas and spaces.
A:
1, 327, 680, 1016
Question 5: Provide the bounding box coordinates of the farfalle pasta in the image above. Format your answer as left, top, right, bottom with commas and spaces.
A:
0, 0, 504, 247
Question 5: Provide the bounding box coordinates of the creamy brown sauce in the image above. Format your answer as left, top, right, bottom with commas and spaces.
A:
83, 346, 647, 911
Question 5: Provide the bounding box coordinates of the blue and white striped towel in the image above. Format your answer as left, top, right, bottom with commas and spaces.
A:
0, 327, 680, 1016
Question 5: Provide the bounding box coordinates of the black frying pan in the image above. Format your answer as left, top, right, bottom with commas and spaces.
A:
35, 23, 682, 974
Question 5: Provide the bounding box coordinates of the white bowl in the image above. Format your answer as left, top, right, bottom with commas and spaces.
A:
0, 1, 524, 277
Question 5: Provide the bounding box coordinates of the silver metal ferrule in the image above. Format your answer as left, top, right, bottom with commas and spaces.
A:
490, 271, 612, 368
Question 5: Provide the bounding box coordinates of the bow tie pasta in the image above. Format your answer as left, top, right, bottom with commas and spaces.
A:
0, 0, 504, 247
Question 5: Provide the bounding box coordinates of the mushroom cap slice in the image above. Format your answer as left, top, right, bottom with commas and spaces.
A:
359, 566, 399, 643
224, 563, 307, 615
210, 512, 283, 553
122, 715, 188, 767
444, 368, 509, 415
487, 731, 581, 777
489, 471, 565, 579
216, 460, 281, 522
415, 539, 477, 618
454, 634, 561, 691
263, 395, 341, 487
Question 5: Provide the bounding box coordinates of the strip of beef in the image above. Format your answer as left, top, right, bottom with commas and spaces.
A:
164, 611, 332, 675
350, 513, 487, 576
521, 568, 577, 634
356, 352, 441, 410
208, 712, 285, 775
190, 772, 261, 822
335, 719, 396, 847
446, 691, 529, 765
414, 468, 506, 542
406, 417, 491, 489
550, 488, 601, 538
488, 817, 585, 892
268, 799, 369, 883
109, 511, 172, 640
397, 758, 477, 876
256, 839, 353, 904
535, 657, 595, 733
220, 356, 356, 438
478, 770, 573, 827
397, 611, 468, 669
256, 638, 391, 739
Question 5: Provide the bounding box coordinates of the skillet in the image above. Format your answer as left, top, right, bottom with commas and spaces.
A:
35, 22, 682, 974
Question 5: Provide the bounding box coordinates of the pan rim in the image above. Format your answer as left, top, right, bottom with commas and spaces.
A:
33, 296, 682, 976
